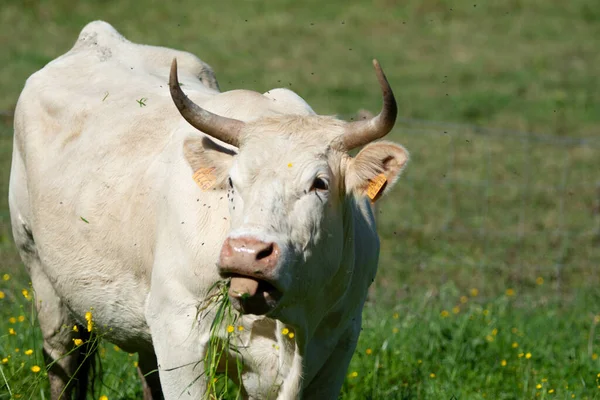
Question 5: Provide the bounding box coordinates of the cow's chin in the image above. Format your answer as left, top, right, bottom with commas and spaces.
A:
227, 275, 282, 316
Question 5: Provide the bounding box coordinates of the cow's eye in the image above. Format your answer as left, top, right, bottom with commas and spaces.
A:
310, 177, 329, 192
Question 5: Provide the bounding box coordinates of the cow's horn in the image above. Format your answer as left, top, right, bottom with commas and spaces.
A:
169, 58, 244, 147
341, 59, 397, 150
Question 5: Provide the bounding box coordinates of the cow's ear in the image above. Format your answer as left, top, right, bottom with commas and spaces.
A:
183, 136, 236, 189
345, 141, 409, 203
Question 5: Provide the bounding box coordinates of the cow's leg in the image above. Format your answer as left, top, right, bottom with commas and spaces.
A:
301, 324, 360, 399
29, 265, 81, 400
146, 286, 210, 399
137, 351, 164, 400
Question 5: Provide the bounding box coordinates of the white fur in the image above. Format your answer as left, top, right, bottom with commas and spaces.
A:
9, 21, 408, 399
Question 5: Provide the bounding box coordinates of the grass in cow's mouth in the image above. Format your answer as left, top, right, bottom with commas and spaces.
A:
197, 279, 243, 400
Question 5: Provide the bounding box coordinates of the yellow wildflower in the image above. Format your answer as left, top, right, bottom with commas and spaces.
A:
287, 163, 293, 168
486, 335, 494, 342
226, 325, 234, 333
8, 328, 16, 335
483, 309, 489, 316
518, 353, 524, 358
526, 352, 532, 359
501, 360, 507, 367
9, 317, 16, 324
548, 389, 554, 394
134, 361, 139, 367
73, 325, 79, 332
542, 378, 547, 382
512, 342, 519, 348
393, 312, 399, 319
536, 277, 544, 285
281, 328, 289, 335
288, 332, 295, 339
85, 312, 93, 332
460, 296, 468, 304
14, 348, 19, 353
24, 349, 33, 356
22, 289, 30, 300
18, 315, 25, 322
452, 306, 460, 314
0, 291, 4, 299
593, 353, 598, 360
470, 288, 479, 297
492, 328, 498, 336
349, 371, 358, 378
440, 310, 449, 318
505, 288, 515, 296
99, 396, 109, 400
392, 327, 399, 334
2, 274, 10, 281
536, 384, 542, 389
113, 345, 120, 352
238, 326, 244, 331
73, 339, 83, 346
417, 359, 422, 364
1, 358, 8, 364
365, 348, 372, 355
31, 365, 41, 373
430, 373, 436, 378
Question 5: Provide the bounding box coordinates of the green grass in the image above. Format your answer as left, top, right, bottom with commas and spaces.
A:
3, 278, 600, 399
342, 285, 600, 399
1, 0, 600, 398
0, 282, 144, 399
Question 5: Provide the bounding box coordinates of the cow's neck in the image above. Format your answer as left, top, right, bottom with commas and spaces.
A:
284, 195, 377, 392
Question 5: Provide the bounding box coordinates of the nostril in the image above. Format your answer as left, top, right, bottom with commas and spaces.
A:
256, 243, 274, 261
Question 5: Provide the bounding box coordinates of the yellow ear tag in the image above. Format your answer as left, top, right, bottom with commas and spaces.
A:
366, 173, 387, 201
192, 167, 217, 191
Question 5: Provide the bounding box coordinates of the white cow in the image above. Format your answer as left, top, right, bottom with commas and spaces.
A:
9, 21, 408, 399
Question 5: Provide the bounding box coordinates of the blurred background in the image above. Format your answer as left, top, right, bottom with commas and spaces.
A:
0, 0, 599, 398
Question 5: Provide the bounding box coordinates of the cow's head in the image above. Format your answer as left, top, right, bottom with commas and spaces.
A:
170, 59, 408, 317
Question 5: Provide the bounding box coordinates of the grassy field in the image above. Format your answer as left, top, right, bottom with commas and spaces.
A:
1, 0, 600, 398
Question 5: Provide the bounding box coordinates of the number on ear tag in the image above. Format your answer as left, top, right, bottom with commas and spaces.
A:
192, 167, 217, 191
366, 173, 387, 201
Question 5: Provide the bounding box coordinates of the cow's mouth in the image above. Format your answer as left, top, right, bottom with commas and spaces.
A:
225, 274, 282, 315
